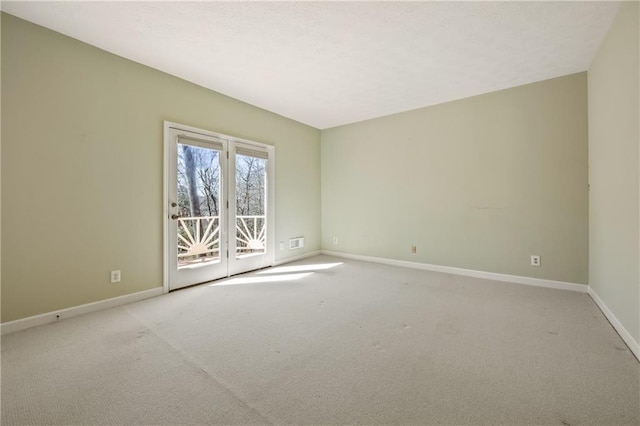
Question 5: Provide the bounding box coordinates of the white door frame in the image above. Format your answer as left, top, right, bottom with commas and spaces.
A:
163, 121, 275, 293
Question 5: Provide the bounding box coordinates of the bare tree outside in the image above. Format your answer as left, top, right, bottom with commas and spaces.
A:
182, 145, 202, 217
235, 154, 266, 256
177, 144, 221, 266
236, 155, 265, 216
176, 145, 267, 264
177, 145, 220, 218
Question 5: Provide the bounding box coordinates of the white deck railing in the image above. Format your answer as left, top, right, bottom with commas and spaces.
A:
235, 215, 266, 253
177, 215, 266, 261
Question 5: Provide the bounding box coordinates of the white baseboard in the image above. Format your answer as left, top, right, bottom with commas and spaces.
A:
321, 250, 588, 293
1, 287, 164, 336
2, 253, 321, 336
588, 287, 640, 361
320, 250, 640, 361
273, 250, 321, 266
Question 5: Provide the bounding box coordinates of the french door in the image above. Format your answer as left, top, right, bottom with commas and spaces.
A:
164, 122, 274, 291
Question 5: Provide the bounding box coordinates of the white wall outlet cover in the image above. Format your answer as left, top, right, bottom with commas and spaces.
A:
110, 270, 121, 283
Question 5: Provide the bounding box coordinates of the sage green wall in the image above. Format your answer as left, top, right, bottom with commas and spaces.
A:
322, 73, 588, 285
588, 1, 639, 344
1, 14, 321, 322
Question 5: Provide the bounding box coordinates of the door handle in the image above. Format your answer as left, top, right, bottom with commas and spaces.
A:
171, 214, 180, 220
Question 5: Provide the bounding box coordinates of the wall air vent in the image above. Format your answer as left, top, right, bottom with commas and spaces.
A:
289, 237, 305, 250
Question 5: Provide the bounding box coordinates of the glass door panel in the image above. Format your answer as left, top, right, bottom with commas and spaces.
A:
228, 146, 272, 276
235, 154, 267, 259
167, 127, 227, 291
177, 143, 222, 268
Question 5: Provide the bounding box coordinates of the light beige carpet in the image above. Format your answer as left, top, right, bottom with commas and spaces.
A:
2, 255, 639, 425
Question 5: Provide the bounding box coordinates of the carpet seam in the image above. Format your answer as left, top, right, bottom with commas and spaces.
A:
122, 308, 275, 425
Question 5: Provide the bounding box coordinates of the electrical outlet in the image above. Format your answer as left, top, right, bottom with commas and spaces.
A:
110, 270, 121, 283
332, 237, 338, 245
411, 245, 417, 254
530, 255, 541, 267
279, 241, 285, 251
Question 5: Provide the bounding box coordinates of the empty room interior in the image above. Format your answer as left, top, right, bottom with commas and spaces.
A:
1, 1, 639, 425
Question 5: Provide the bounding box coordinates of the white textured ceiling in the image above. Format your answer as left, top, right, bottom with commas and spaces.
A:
1, 1, 621, 129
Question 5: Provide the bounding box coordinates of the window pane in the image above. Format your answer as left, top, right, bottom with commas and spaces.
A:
235, 154, 266, 258
177, 143, 221, 268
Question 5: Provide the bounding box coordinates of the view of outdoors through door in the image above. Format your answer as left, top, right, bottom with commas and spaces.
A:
177, 143, 221, 268
167, 123, 273, 291
235, 153, 266, 259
